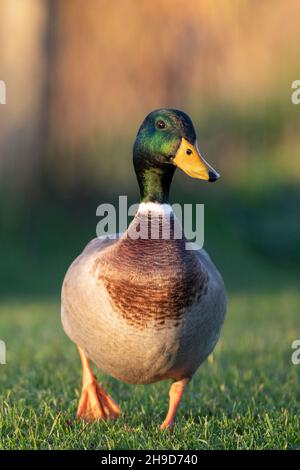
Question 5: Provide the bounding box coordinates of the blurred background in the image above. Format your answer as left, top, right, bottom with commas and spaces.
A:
0, 0, 299, 300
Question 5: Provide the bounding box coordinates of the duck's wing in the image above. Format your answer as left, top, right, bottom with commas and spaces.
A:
61, 233, 122, 342
196, 247, 227, 345
191, 246, 222, 283
81, 233, 122, 256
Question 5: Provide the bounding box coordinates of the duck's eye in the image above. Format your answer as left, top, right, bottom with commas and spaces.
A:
186, 149, 193, 155
156, 120, 166, 130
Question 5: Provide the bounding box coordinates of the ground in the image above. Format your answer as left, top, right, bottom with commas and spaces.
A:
0, 282, 299, 449
0, 188, 299, 449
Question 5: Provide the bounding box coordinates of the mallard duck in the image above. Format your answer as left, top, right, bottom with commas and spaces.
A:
61, 109, 227, 430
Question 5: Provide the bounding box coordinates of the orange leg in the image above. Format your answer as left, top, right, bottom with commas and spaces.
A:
76, 345, 121, 421
160, 378, 189, 430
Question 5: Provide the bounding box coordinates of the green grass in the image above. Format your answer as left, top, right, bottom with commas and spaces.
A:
0, 284, 299, 449
0, 181, 300, 449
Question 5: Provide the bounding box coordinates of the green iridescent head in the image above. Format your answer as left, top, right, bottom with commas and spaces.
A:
133, 109, 219, 203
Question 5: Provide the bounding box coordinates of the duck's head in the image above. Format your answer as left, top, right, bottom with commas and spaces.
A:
133, 109, 219, 203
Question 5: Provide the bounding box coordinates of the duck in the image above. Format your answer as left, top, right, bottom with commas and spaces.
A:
61, 109, 227, 430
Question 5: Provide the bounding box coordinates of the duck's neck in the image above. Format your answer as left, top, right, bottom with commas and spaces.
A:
136, 166, 176, 204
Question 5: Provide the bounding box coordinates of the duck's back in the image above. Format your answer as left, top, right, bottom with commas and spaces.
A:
61, 210, 226, 384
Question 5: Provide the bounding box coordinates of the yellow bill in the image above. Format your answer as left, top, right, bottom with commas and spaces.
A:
173, 137, 220, 182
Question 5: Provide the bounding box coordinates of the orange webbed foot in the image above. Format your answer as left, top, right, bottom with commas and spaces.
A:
77, 381, 121, 421
76, 345, 121, 422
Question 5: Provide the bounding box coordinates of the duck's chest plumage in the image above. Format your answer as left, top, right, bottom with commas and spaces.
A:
61, 208, 226, 384
98, 212, 208, 330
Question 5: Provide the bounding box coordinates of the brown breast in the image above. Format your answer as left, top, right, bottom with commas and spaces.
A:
93, 211, 208, 329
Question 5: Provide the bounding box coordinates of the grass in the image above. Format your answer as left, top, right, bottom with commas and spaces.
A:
0, 183, 300, 449
0, 282, 299, 449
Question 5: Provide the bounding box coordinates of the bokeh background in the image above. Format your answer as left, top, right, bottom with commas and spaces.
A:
0, 0, 299, 449
1, 0, 300, 298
